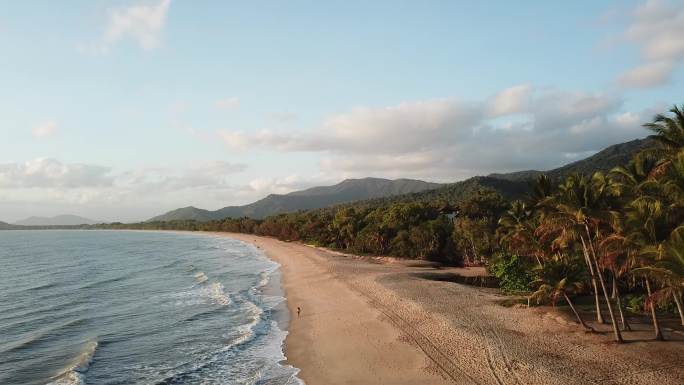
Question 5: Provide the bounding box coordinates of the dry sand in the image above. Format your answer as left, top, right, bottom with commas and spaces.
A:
224, 233, 684, 385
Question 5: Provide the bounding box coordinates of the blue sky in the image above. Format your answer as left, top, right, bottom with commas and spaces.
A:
1, 0, 683, 222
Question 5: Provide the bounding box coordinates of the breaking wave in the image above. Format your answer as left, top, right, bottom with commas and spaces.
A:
47, 341, 98, 385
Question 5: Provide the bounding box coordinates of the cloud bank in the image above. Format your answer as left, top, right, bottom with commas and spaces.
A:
219, 86, 649, 180
0, 159, 252, 222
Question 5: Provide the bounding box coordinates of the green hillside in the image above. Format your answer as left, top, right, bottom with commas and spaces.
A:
149, 177, 440, 222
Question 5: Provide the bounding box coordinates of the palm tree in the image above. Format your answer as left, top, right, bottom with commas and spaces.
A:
643, 104, 684, 159
600, 233, 633, 331
660, 149, 684, 226
550, 173, 624, 342
610, 151, 660, 195
542, 175, 601, 324
497, 200, 545, 267
623, 196, 673, 340
636, 226, 684, 326
530, 254, 594, 331
527, 174, 554, 207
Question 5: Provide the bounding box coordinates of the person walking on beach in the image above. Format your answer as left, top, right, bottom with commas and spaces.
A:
297, 307, 301, 317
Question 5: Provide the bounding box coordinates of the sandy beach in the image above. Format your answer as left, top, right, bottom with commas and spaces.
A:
224, 233, 684, 385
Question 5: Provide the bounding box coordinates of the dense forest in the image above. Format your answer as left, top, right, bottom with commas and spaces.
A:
24, 104, 684, 342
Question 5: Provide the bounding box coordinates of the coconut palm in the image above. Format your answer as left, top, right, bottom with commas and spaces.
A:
530, 254, 594, 331
497, 200, 546, 267
610, 151, 660, 196
549, 172, 624, 342
660, 149, 684, 224
600, 233, 633, 331
527, 174, 554, 208
623, 196, 673, 340
636, 226, 684, 326
643, 104, 684, 158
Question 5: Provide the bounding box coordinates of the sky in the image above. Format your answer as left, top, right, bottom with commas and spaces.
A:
1, 0, 683, 222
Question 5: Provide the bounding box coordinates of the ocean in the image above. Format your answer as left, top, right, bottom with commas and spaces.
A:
0, 230, 302, 385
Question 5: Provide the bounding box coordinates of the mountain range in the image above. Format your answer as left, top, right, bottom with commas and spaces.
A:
150, 137, 656, 222
149, 178, 440, 222
13, 215, 99, 226
375, 137, 658, 207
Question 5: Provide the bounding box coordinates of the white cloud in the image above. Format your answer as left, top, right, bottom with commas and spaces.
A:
119, 160, 247, 191
221, 98, 483, 154
488, 84, 532, 117
0, 158, 252, 222
217, 87, 646, 180
32, 120, 58, 139
0, 158, 113, 188
104, 0, 171, 50
219, 131, 250, 150
215, 97, 241, 110
618, 60, 674, 88
617, 0, 684, 88
614, 111, 642, 126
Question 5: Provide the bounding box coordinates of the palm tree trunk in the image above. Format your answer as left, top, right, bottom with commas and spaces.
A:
584, 224, 623, 343
564, 293, 594, 331
580, 236, 605, 324
644, 278, 665, 341
611, 275, 618, 299
534, 254, 543, 269
674, 291, 684, 326
612, 278, 631, 331
468, 237, 478, 263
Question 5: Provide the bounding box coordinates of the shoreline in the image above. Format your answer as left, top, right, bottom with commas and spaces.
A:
220, 232, 684, 385
224, 232, 451, 385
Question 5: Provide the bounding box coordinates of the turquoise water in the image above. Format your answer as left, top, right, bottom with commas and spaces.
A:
0, 230, 302, 385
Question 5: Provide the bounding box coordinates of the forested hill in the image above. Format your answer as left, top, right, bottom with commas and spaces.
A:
358, 137, 657, 208
488, 137, 656, 182
149, 178, 441, 221
353, 176, 530, 208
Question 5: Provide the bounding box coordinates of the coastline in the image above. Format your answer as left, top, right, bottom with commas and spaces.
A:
225, 232, 450, 385
221, 232, 684, 385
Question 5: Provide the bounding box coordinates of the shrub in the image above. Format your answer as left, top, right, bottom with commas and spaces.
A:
488, 253, 532, 293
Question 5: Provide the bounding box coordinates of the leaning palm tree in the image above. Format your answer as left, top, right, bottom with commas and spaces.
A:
623, 196, 673, 340
549, 172, 624, 342
530, 254, 594, 331
600, 233, 633, 331
546, 175, 603, 324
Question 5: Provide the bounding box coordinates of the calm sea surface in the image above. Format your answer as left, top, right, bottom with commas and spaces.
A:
0, 230, 302, 385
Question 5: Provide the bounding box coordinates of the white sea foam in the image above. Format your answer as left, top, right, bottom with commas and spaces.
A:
194, 271, 208, 284
162, 277, 232, 307
47, 340, 98, 385
208, 282, 231, 306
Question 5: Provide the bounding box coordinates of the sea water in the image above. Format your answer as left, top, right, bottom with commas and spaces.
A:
0, 230, 302, 385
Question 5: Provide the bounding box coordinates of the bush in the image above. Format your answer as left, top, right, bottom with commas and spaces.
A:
488, 254, 532, 293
